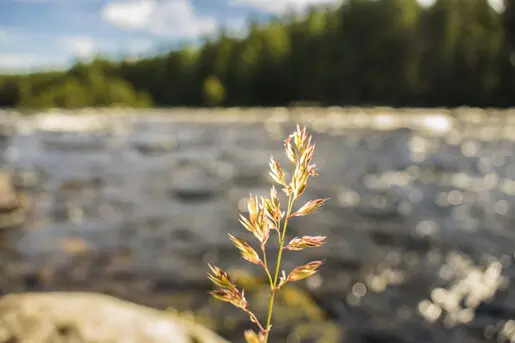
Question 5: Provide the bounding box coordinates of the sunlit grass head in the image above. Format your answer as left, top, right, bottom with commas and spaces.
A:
207, 125, 328, 343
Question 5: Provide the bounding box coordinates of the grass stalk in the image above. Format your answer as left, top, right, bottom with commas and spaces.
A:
207, 125, 328, 343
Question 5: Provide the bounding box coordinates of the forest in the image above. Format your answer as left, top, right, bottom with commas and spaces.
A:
1, 0, 515, 109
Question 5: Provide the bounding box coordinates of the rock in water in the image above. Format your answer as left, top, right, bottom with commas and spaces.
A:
0, 173, 17, 211
0, 173, 30, 229
0, 292, 229, 343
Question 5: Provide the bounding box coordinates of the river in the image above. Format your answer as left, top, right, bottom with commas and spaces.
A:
1, 107, 514, 343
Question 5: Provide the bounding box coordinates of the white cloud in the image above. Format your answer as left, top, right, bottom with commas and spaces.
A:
60, 36, 97, 58
488, 0, 505, 13
416, 0, 435, 7
126, 39, 154, 55
0, 53, 68, 72
101, 0, 217, 38
229, 0, 342, 13
102, 0, 154, 29
223, 17, 249, 38
417, 0, 504, 11
232, 0, 507, 14
0, 54, 38, 69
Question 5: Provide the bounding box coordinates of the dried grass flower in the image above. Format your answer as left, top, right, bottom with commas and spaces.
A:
207, 125, 328, 342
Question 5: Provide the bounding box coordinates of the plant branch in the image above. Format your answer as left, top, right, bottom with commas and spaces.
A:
245, 309, 266, 334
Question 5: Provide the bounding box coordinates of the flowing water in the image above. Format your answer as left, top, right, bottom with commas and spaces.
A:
1, 108, 515, 343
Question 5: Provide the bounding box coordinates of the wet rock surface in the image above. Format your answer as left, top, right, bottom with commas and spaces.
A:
1, 108, 515, 342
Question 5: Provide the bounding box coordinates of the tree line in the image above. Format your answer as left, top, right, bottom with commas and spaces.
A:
1, 0, 515, 109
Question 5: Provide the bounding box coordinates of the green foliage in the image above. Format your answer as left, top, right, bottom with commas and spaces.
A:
9, 64, 153, 109
203, 76, 225, 106
0, 76, 21, 107
418, 0, 504, 106
0, 0, 513, 108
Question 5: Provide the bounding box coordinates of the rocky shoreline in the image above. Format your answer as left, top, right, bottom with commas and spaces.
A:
1, 108, 515, 342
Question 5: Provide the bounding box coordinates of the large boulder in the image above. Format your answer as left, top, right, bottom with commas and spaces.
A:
0, 292, 229, 343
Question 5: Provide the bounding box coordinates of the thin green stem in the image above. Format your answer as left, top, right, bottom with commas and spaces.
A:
264, 195, 294, 342
261, 245, 273, 287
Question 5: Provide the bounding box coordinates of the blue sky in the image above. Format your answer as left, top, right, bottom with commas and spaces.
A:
0, 0, 505, 73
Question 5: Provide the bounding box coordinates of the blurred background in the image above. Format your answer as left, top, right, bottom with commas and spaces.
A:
2, 0, 515, 342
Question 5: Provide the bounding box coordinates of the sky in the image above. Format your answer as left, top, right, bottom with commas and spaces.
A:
0, 0, 506, 73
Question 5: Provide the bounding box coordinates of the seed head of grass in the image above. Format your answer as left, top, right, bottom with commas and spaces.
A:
207, 124, 328, 343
